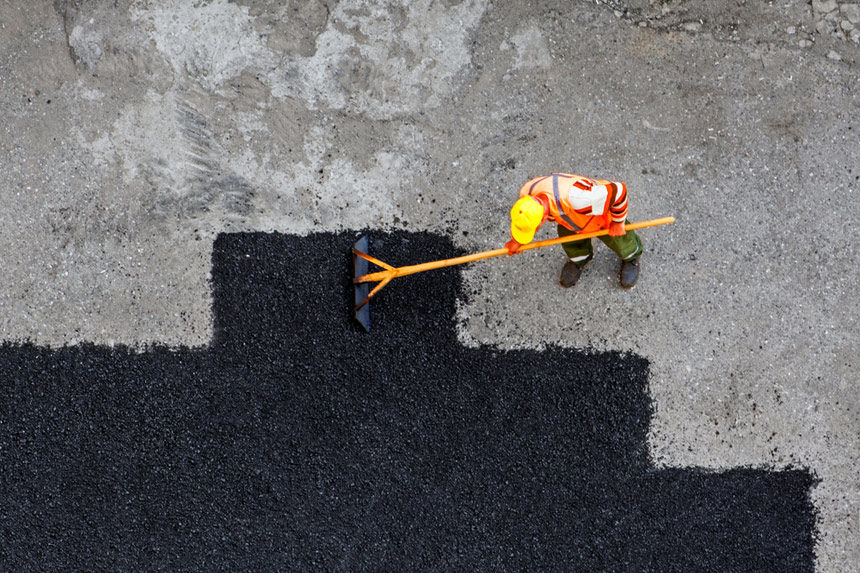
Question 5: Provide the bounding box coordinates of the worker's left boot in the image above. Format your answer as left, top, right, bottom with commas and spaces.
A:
620, 258, 640, 289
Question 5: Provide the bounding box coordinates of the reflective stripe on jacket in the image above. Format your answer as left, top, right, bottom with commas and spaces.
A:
518, 173, 629, 233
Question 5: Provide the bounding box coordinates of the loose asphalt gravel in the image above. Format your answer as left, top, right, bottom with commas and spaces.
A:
0, 231, 816, 571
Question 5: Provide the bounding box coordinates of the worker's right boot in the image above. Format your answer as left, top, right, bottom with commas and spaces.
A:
619, 257, 640, 289
559, 257, 591, 288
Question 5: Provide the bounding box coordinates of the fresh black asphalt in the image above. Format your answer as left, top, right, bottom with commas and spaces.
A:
0, 231, 816, 571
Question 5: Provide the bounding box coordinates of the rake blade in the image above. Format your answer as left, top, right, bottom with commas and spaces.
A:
352, 235, 371, 332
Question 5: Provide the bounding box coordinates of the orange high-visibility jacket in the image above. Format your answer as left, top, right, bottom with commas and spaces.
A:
519, 173, 629, 234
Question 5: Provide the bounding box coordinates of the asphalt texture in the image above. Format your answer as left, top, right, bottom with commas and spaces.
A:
0, 231, 816, 571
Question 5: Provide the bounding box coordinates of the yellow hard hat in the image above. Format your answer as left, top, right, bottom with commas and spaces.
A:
510, 196, 543, 244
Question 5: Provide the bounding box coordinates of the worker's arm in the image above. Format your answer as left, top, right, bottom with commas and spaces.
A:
607, 181, 629, 237
608, 220, 626, 237
505, 238, 523, 255
608, 183, 628, 222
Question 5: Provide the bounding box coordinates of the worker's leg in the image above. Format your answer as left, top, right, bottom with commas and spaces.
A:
598, 224, 643, 261
557, 224, 593, 263
598, 222, 643, 288
557, 224, 592, 288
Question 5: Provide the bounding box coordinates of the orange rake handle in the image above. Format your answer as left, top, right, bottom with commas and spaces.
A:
354, 217, 675, 294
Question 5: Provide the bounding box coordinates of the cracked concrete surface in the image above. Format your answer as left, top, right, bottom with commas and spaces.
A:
2, 1, 858, 570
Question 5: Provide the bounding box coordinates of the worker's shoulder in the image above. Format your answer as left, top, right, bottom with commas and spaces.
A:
520, 173, 583, 196
555, 173, 628, 184
521, 172, 587, 185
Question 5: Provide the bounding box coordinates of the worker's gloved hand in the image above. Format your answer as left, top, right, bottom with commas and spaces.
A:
505, 239, 522, 256
608, 221, 626, 237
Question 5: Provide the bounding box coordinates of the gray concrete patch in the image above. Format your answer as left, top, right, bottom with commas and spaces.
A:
1, 1, 857, 570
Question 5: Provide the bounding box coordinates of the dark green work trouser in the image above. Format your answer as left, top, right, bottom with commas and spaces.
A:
557, 222, 643, 263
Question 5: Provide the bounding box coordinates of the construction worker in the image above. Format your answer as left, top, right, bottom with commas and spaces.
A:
505, 172, 643, 288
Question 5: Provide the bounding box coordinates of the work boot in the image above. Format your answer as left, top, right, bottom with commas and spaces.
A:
560, 258, 590, 288
619, 258, 640, 289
